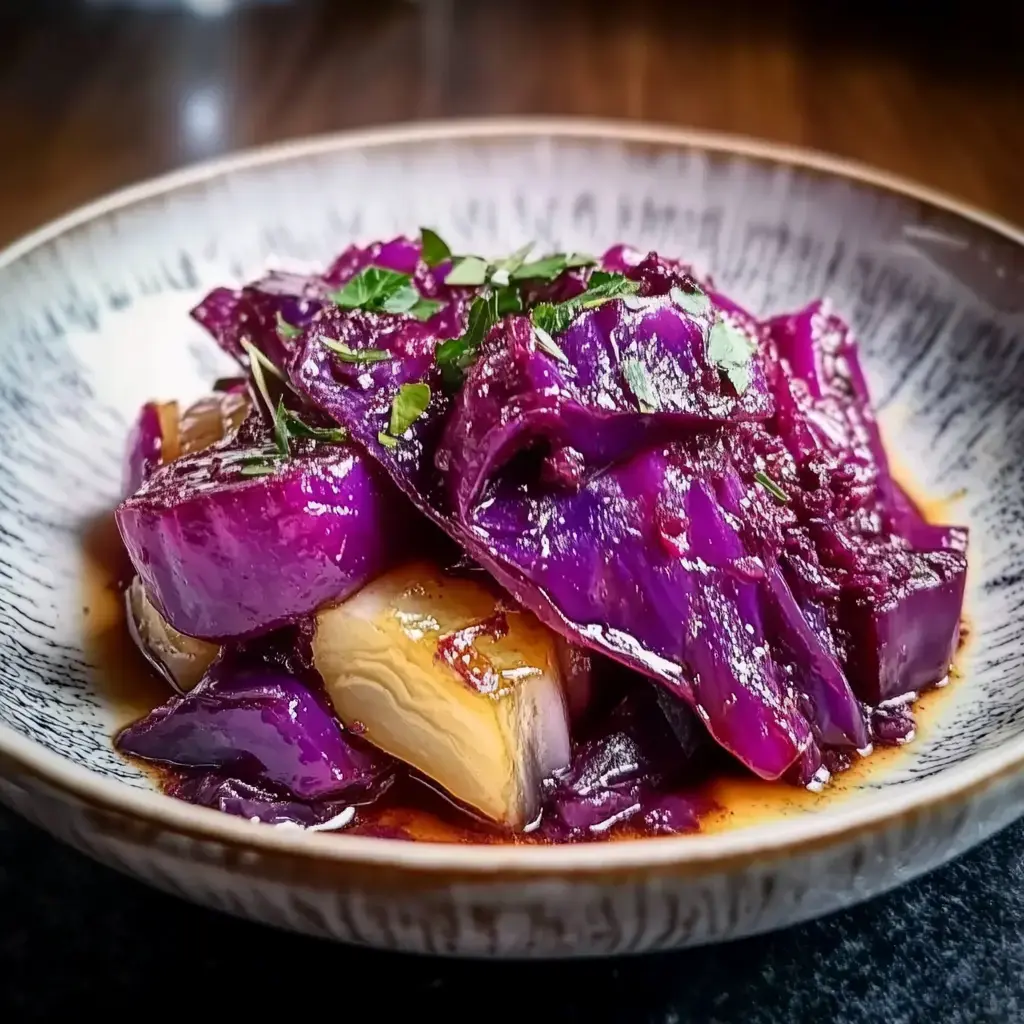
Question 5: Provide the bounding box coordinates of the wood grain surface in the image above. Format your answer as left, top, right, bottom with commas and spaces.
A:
1, 0, 1022, 247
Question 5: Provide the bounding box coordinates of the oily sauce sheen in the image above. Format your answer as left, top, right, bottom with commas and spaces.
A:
82, 472, 971, 844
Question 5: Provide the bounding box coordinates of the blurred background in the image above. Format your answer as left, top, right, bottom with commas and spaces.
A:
2, 0, 1023, 243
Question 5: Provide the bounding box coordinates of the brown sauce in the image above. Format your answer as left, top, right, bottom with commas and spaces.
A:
81, 474, 972, 844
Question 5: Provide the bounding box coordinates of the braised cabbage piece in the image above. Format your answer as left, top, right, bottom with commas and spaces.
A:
112, 233, 967, 842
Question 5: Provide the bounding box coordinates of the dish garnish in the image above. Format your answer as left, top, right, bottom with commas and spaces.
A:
110, 232, 968, 842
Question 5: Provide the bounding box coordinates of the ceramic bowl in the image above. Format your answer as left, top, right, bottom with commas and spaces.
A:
0, 119, 1022, 958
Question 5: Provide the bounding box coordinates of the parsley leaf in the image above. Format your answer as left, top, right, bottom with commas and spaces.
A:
576, 273, 640, 308
272, 398, 291, 457
444, 256, 490, 287
377, 431, 398, 448
707, 316, 757, 395
241, 339, 290, 455
755, 471, 790, 503
533, 326, 569, 364
320, 336, 391, 363
531, 301, 573, 337
511, 252, 596, 282
388, 382, 432, 439
435, 291, 502, 388
670, 284, 711, 318
240, 463, 277, 477
407, 297, 443, 321
281, 410, 348, 444
275, 310, 302, 341
419, 227, 452, 267
529, 273, 640, 338
622, 358, 660, 412
492, 242, 534, 277
330, 266, 411, 310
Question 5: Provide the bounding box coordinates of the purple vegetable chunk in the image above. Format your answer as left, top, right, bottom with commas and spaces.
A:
539, 685, 710, 841
436, 301, 773, 516
123, 401, 165, 496
116, 412, 401, 640
117, 651, 394, 806
292, 312, 816, 779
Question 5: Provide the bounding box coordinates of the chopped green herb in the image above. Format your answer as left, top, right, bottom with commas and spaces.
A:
493, 242, 534, 276
670, 285, 711, 318
281, 410, 348, 444
240, 339, 290, 455
237, 450, 285, 467
586, 269, 619, 289
494, 287, 523, 316
377, 431, 398, 449
529, 273, 640, 338
754, 471, 790, 503
435, 291, 502, 388
320, 336, 391, 364
622, 358, 660, 413
239, 462, 277, 477
330, 265, 411, 310
533, 326, 569, 364
328, 265, 443, 321
272, 398, 291, 457
275, 310, 302, 341
707, 316, 757, 395
444, 256, 490, 287
240, 338, 287, 382
419, 227, 452, 267
531, 301, 573, 337
511, 252, 596, 282
576, 273, 640, 308
379, 283, 422, 315
388, 382, 431, 438
408, 297, 443, 321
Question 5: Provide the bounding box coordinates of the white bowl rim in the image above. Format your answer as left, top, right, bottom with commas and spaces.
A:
1, 115, 1021, 875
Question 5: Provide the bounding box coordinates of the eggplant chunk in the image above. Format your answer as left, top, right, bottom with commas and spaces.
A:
126, 576, 219, 693
313, 561, 572, 829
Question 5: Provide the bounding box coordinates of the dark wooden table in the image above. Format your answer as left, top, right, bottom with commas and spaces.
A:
2, 3, 1024, 1021
1, 0, 1023, 249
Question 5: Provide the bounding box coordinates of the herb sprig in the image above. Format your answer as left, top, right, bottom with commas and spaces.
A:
330, 266, 441, 321
377, 382, 432, 448
707, 317, 758, 396
238, 339, 347, 471
530, 272, 641, 337
754, 470, 790, 503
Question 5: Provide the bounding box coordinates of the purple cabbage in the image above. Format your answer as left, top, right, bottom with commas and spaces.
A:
436, 302, 773, 517
118, 237, 969, 832
539, 684, 711, 841
115, 411, 402, 640
191, 237, 469, 371
291, 314, 821, 779
123, 401, 165, 496
116, 648, 394, 815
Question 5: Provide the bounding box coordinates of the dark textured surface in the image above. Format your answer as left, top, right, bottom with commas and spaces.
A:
1, 805, 1021, 1021
1, 0, 1023, 249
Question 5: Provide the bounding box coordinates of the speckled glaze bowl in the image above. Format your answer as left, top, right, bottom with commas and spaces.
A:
0, 120, 1021, 958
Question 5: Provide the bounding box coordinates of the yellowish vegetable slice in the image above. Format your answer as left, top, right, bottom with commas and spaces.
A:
177, 391, 249, 457
126, 576, 219, 693
313, 561, 572, 828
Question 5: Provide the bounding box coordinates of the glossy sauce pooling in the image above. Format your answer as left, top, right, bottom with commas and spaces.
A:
82, 477, 970, 844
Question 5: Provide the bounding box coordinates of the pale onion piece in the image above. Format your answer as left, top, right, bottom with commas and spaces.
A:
126, 576, 219, 693
177, 391, 250, 458
154, 401, 181, 465
312, 561, 572, 829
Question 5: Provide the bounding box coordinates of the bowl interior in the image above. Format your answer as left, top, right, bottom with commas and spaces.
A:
1, 124, 1021, 835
